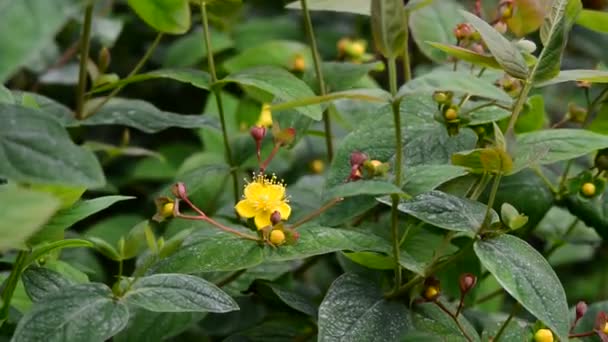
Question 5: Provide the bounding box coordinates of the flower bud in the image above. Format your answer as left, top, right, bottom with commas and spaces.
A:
270, 211, 282, 225
274, 127, 296, 146
269, 229, 286, 245
498, 0, 514, 20
337, 38, 351, 56
493, 21, 508, 34
257, 104, 273, 127
433, 91, 450, 104
422, 278, 441, 301
292, 54, 306, 72
515, 39, 537, 53
98, 47, 111, 73
364, 160, 389, 177
595, 311, 608, 331
345, 40, 366, 58
172, 182, 188, 199
454, 23, 473, 41
459, 273, 477, 294
310, 159, 325, 174
153, 196, 175, 222
250, 126, 266, 141
470, 43, 485, 55
581, 182, 596, 197
350, 151, 369, 167
576, 301, 588, 320
577, 80, 592, 89
444, 108, 459, 121
161, 202, 174, 218
567, 103, 587, 124
533, 329, 553, 342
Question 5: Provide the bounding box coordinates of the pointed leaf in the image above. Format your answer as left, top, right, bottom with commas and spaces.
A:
127, 0, 190, 34
22, 266, 75, 302
371, 0, 407, 58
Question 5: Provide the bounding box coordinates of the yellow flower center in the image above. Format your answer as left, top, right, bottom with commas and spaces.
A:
235, 173, 292, 230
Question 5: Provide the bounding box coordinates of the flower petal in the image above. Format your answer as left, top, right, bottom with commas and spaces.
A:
244, 181, 264, 199
254, 211, 272, 230
235, 200, 256, 218
266, 184, 285, 201
276, 202, 291, 220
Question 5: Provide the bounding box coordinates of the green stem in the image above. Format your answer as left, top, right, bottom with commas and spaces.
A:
402, 13, 411, 82
434, 301, 474, 342
0, 251, 28, 326
482, 173, 502, 230
533, 167, 558, 194
505, 80, 533, 137
388, 57, 403, 292
583, 86, 608, 127
200, 3, 238, 204
271, 92, 386, 112
494, 303, 521, 341
86, 33, 163, 117
470, 172, 490, 201
301, 0, 333, 161
75, 3, 94, 120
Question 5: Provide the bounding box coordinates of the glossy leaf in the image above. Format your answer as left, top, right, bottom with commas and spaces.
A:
285, 0, 371, 15
409, 0, 465, 63
262, 282, 317, 317
220, 66, 323, 120
12, 283, 129, 342
474, 234, 570, 340
0, 187, 60, 251
0, 103, 105, 187
90, 68, 212, 94
402, 164, 468, 196
385, 190, 498, 234
318, 273, 409, 341
114, 308, 202, 342
412, 302, 480, 341
535, 69, 608, 87
575, 9, 608, 33
461, 11, 528, 79
371, 0, 407, 58
21, 266, 75, 302
325, 180, 403, 199
0, 0, 81, 82
532, 0, 582, 83
426, 42, 502, 70
304, 62, 383, 93
127, 0, 191, 34
124, 274, 238, 313
516, 129, 608, 165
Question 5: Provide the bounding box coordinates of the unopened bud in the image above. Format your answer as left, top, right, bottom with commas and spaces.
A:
577, 80, 592, 89
270, 211, 282, 225
337, 38, 351, 56
172, 182, 188, 198
576, 301, 588, 320
444, 108, 459, 121
459, 273, 477, 294
493, 21, 508, 34
345, 40, 366, 58
515, 39, 537, 53
470, 43, 485, 55
581, 182, 596, 197
364, 160, 389, 177
98, 47, 111, 73
350, 151, 368, 167
422, 278, 441, 301
499, 0, 514, 20
595, 311, 608, 331
433, 91, 449, 104
269, 229, 286, 245
292, 54, 306, 72
567, 103, 588, 123
274, 127, 296, 146
454, 23, 473, 41
250, 126, 266, 141
310, 159, 325, 174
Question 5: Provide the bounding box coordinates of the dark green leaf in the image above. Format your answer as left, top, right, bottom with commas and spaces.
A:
220, 66, 322, 120
383, 190, 498, 234
402, 164, 468, 196
412, 302, 480, 341
474, 234, 570, 340
124, 274, 238, 313
318, 273, 410, 341
0, 103, 105, 187
22, 266, 75, 302
515, 95, 546, 133
223, 40, 312, 74
285, 0, 370, 15
114, 308, 202, 342
0, 0, 81, 82
26, 239, 94, 266
262, 282, 317, 317
304, 62, 383, 93
371, 0, 407, 58
325, 180, 403, 199
461, 11, 528, 79
12, 283, 129, 342
163, 28, 233, 68
90, 68, 212, 94
0, 187, 60, 251
127, 0, 191, 34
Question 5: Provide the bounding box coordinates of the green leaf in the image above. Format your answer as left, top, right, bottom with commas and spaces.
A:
535, 69, 608, 87
89, 236, 122, 261
396, 71, 512, 104
0, 84, 14, 103
124, 274, 238, 313
0, 0, 81, 82
114, 308, 202, 342
220, 66, 322, 120
402, 164, 468, 196
29, 196, 134, 245
461, 11, 528, 79
318, 273, 410, 341
516, 129, 608, 165
474, 234, 570, 340
0, 187, 60, 252
371, 0, 407, 59
575, 8, 608, 33
412, 302, 480, 341
532, 0, 582, 83
21, 266, 75, 302
285, 0, 371, 15
12, 283, 129, 342
163, 28, 233, 68
426, 42, 502, 70
127, 0, 191, 34
452, 147, 513, 174
342, 251, 395, 270
506, 0, 550, 37
465, 103, 511, 125
223, 40, 312, 74
384, 190, 498, 234
571, 300, 608, 336
90, 68, 212, 94
325, 180, 403, 199
28, 184, 86, 210
0, 103, 105, 187
304, 62, 383, 93
515, 95, 546, 133
261, 282, 317, 316
149, 225, 394, 274
409, 0, 465, 63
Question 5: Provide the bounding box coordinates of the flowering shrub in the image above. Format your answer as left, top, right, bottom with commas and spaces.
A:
2, 0, 608, 341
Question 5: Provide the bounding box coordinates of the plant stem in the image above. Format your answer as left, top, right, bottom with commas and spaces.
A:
482, 173, 502, 230
470, 172, 490, 201
289, 197, 343, 230
87, 33, 163, 117
75, 3, 94, 120
402, 13, 411, 82
505, 80, 533, 137
215, 269, 246, 288
200, 2, 238, 205
0, 251, 28, 327
434, 301, 474, 342
388, 56, 403, 292
544, 218, 579, 258
301, 0, 333, 161
475, 288, 504, 305
493, 303, 521, 341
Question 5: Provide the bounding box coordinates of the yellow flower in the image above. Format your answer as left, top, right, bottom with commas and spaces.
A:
256, 104, 273, 127
235, 174, 291, 230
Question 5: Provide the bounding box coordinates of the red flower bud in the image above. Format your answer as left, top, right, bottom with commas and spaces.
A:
595, 311, 608, 331
172, 182, 188, 199
459, 273, 477, 294
250, 126, 266, 141
350, 151, 368, 167
270, 211, 282, 225
576, 301, 588, 320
